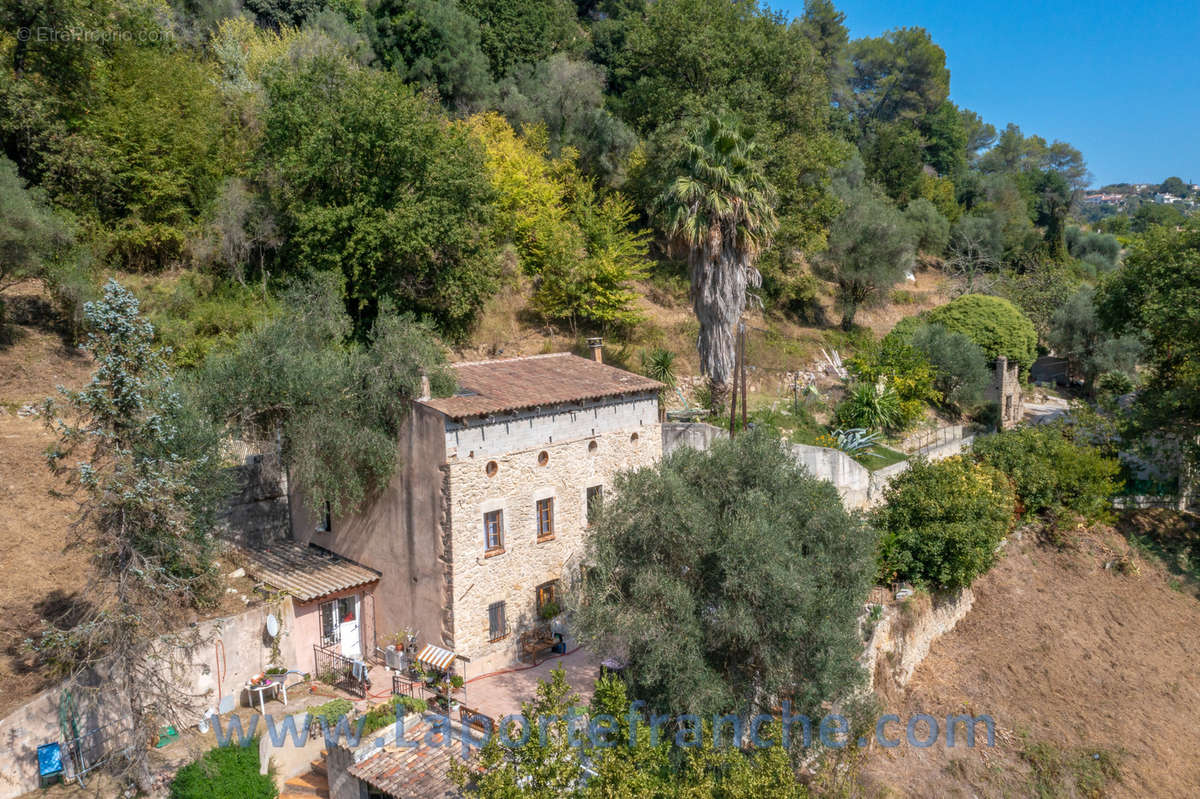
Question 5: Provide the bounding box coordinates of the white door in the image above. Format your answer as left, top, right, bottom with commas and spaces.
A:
338, 595, 361, 660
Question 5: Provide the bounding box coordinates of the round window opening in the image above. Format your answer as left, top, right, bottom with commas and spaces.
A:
587, 440, 598, 453
537, 450, 549, 466
485, 461, 498, 478
630, 432, 640, 443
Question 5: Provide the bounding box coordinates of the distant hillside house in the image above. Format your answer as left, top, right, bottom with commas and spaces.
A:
290, 349, 662, 673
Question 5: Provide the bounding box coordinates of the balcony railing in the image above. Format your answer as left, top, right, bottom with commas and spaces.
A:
313, 644, 369, 698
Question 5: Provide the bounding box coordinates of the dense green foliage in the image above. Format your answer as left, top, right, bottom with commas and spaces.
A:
0, 157, 80, 329
454, 669, 814, 798
875, 456, 1015, 590
909, 323, 991, 411
973, 425, 1122, 520
0, 0, 1127, 358
1048, 285, 1141, 394
845, 337, 940, 429
922, 294, 1038, 371
1097, 222, 1200, 469
260, 53, 499, 339
170, 741, 277, 799
835, 381, 904, 432
194, 279, 453, 515
575, 427, 875, 718
819, 164, 915, 329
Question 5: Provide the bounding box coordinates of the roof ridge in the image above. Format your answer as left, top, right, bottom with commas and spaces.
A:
449, 352, 573, 368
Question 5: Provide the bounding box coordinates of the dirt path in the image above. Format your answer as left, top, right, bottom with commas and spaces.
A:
859, 527, 1200, 798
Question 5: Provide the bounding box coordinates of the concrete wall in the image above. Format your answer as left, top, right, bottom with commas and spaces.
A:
663, 423, 973, 511
662, 422, 728, 456
443, 395, 660, 460
446, 419, 662, 673
790, 443, 872, 508
0, 601, 298, 798
293, 403, 449, 656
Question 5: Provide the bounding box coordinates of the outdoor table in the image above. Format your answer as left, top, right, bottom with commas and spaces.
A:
246, 680, 279, 714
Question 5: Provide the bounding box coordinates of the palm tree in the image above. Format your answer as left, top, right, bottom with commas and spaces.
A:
656, 115, 778, 403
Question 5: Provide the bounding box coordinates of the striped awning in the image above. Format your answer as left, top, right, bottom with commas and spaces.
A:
415, 644, 456, 672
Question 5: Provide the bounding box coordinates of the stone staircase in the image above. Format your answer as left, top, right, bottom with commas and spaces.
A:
279, 751, 329, 799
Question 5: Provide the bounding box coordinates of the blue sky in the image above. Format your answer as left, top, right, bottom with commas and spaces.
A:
775, 0, 1200, 187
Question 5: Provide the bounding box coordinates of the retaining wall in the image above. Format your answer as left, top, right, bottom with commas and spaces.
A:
0, 600, 298, 798
861, 587, 975, 691
663, 423, 972, 510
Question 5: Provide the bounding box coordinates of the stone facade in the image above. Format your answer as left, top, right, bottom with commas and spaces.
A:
286, 353, 662, 674
445, 412, 660, 673
989, 355, 1024, 429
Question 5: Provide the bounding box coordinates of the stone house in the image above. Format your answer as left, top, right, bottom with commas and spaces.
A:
291, 349, 662, 674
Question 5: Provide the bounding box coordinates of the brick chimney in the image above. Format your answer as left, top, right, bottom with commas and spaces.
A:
587, 337, 603, 363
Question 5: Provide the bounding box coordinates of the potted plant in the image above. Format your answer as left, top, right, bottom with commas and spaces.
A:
539, 600, 560, 621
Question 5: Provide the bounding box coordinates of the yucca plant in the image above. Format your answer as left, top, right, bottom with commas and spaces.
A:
641, 347, 677, 389
835, 381, 903, 432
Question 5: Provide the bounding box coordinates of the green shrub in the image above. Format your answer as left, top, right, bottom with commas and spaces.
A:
909, 323, 991, 411
835, 381, 903, 432
170, 740, 277, 799
904, 197, 951, 255
923, 294, 1038, 371
875, 456, 1016, 590
308, 697, 353, 729
846, 337, 940, 429
973, 425, 1122, 520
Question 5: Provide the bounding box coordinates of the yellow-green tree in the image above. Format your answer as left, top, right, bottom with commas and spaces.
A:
466, 113, 649, 331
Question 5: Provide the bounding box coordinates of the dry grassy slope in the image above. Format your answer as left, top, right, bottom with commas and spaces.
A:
0, 282, 257, 720
0, 290, 95, 718
859, 521, 1200, 799
456, 266, 953, 406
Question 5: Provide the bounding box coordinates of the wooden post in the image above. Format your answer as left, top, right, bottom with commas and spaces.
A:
740, 323, 748, 429
729, 343, 739, 439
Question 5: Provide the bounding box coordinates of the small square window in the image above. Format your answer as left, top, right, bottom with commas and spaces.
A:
536, 497, 554, 541
488, 601, 508, 641
536, 580, 559, 617
484, 510, 504, 553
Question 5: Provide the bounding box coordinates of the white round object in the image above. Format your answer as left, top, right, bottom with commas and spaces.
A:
265, 613, 279, 638
218, 694, 236, 714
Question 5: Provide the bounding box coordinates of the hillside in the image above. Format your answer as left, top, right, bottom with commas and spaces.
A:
860, 518, 1200, 798
0, 282, 259, 720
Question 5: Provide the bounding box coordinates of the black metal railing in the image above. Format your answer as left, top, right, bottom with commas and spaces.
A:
313, 644, 369, 698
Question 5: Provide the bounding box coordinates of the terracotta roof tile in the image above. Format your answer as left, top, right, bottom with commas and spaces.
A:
420, 353, 662, 421
347, 716, 464, 798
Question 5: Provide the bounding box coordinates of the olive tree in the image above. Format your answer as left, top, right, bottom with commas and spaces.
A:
574, 427, 875, 719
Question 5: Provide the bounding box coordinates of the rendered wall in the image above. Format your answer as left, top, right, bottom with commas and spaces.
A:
292, 402, 449, 655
